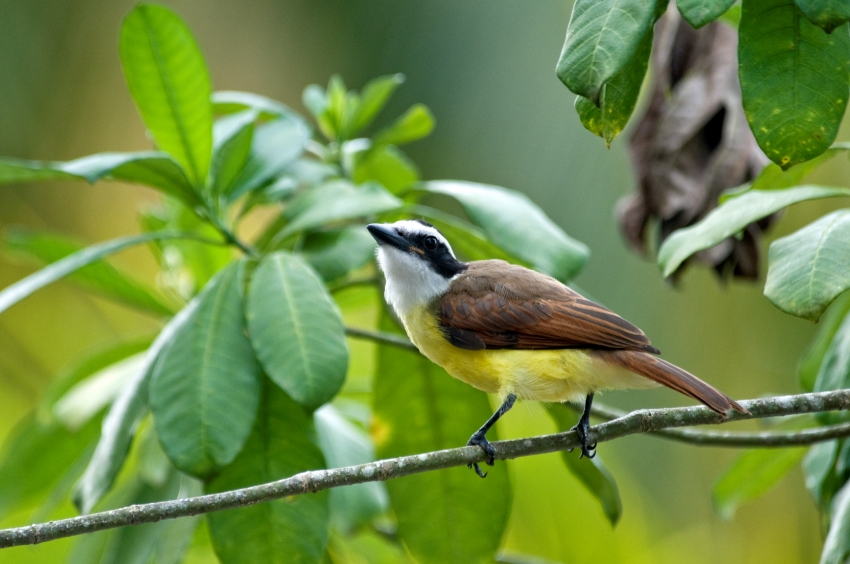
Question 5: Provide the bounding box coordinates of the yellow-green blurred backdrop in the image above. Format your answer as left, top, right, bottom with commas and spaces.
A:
1, 1, 849, 562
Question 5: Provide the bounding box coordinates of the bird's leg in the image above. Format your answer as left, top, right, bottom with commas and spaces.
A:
570, 393, 597, 459
467, 393, 516, 478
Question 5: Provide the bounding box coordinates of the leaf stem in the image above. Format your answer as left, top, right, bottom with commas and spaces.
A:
344, 326, 417, 350
206, 214, 259, 258
1, 389, 848, 549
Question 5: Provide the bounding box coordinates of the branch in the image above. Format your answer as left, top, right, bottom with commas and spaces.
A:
344, 327, 417, 350
2, 389, 848, 549
580, 401, 850, 447
329, 277, 379, 293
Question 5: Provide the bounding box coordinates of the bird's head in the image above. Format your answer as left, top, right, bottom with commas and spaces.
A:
367, 220, 466, 315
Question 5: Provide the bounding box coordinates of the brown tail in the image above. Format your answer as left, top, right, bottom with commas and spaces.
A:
604, 350, 748, 416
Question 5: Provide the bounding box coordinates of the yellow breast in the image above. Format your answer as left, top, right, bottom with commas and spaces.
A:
399, 303, 655, 404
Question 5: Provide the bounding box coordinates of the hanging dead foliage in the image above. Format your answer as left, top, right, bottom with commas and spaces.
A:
620, 8, 771, 280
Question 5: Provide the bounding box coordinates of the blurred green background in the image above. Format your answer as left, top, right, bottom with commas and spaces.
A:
1, 1, 849, 562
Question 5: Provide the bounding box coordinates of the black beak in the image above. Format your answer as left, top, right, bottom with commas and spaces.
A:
367, 224, 409, 251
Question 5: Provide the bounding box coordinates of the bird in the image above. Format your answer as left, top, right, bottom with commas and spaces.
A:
366, 220, 748, 477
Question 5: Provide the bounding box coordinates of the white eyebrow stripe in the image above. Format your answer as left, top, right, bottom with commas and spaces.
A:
390, 220, 456, 258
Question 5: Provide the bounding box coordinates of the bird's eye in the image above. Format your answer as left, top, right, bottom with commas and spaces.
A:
423, 236, 439, 251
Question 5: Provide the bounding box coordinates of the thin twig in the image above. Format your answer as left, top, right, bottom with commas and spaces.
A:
575, 401, 850, 447
329, 277, 379, 293
206, 214, 259, 258
1, 389, 848, 549
344, 327, 417, 350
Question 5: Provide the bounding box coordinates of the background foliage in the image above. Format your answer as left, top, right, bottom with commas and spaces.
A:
0, 1, 849, 563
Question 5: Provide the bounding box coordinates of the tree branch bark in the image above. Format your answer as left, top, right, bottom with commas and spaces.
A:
1, 389, 848, 549
579, 401, 850, 446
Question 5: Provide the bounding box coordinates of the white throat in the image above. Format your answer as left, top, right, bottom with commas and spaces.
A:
377, 246, 451, 316
373, 220, 458, 317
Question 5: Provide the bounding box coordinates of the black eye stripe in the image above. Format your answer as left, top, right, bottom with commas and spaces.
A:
400, 230, 466, 278
406, 232, 442, 250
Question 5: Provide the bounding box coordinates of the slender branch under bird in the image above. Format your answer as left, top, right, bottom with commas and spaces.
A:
344, 326, 418, 350
579, 401, 850, 447
1, 389, 848, 549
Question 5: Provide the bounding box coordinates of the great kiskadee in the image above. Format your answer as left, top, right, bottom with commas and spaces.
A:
367, 220, 747, 477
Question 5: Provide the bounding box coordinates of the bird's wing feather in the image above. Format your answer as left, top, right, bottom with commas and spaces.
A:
439, 260, 659, 353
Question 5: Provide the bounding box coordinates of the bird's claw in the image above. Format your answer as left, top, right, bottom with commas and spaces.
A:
571, 421, 597, 459
467, 432, 495, 478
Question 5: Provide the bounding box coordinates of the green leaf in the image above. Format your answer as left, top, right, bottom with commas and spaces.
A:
152, 483, 202, 564
210, 110, 257, 196
329, 530, 413, 564
556, 0, 664, 103
804, 440, 839, 506
117, 475, 194, 563
4, 229, 175, 316
71, 470, 199, 564
799, 292, 850, 391
120, 4, 213, 187
74, 299, 200, 513
137, 422, 172, 488
821, 479, 850, 564
38, 337, 154, 422
304, 75, 350, 141
206, 382, 329, 564
765, 210, 850, 320
325, 75, 348, 139
212, 90, 296, 120
814, 308, 850, 393
351, 144, 420, 194
719, 3, 743, 26
0, 415, 99, 519
373, 104, 435, 146
300, 226, 377, 283
0, 157, 75, 183
54, 353, 147, 432
713, 447, 806, 519
574, 23, 652, 147
225, 117, 311, 200
339, 92, 363, 141
657, 185, 850, 277
279, 180, 402, 240
748, 142, 850, 192
239, 158, 337, 213
739, 0, 850, 169
795, 0, 850, 32
0, 231, 198, 316
546, 405, 622, 525
110, 156, 201, 207
302, 84, 327, 117
420, 181, 590, 281
0, 152, 200, 206
373, 309, 511, 564
314, 404, 388, 533
351, 73, 405, 134
247, 252, 348, 409
677, 0, 737, 27
150, 261, 261, 478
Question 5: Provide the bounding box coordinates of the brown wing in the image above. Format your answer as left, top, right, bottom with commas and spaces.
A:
439, 260, 659, 353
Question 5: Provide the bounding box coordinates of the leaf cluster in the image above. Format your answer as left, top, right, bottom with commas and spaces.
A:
0, 5, 610, 563
558, 0, 850, 172
554, 2, 850, 559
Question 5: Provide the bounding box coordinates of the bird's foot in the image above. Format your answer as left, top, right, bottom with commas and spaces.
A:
467, 431, 495, 478
570, 419, 597, 459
